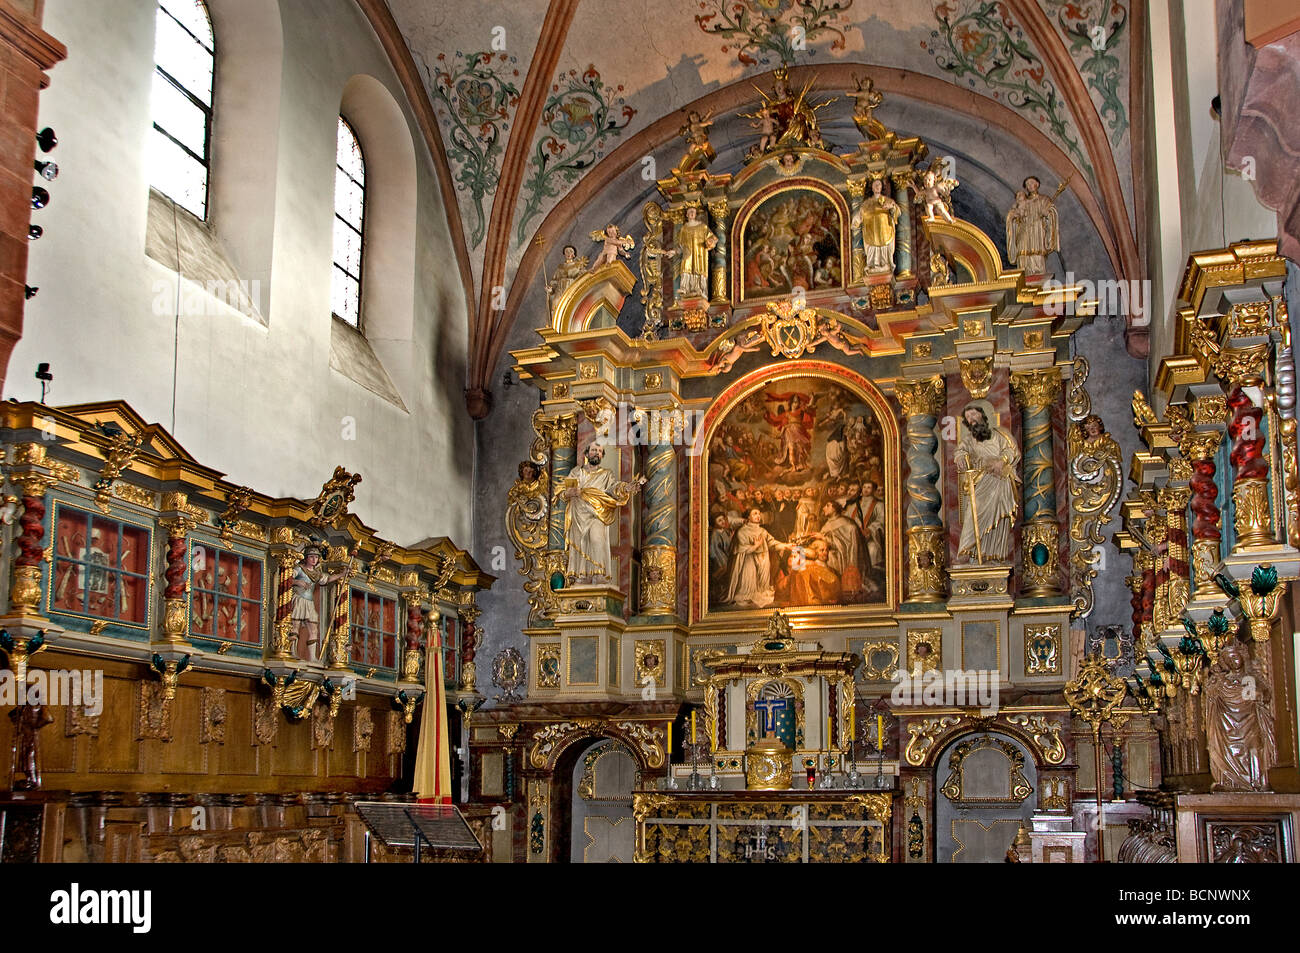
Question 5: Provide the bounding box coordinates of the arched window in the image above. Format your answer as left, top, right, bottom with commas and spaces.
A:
147, 0, 215, 220
331, 117, 366, 328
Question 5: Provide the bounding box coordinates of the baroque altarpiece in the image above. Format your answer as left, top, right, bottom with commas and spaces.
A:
476, 78, 1197, 864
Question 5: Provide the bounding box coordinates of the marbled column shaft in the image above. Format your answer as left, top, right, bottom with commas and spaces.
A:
1011, 370, 1060, 521
847, 180, 866, 284
898, 379, 944, 529
709, 200, 729, 304
1186, 430, 1224, 595
896, 377, 945, 600
548, 416, 577, 553
893, 174, 914, 277
644, 439, 677, 548
1227, 386, 1276, 546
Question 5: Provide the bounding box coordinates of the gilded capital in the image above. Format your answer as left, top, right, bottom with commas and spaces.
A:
1214, 343, 1269, 387
1010, 368, 1062, 415
895, 376, 945, 418
1180, 429, 1223, 461
551, 414, 577, 449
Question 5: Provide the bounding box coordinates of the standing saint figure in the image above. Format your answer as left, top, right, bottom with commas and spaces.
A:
955, 404, 1021, 562
722, 508, 782, 608
547, 244, 588, 313
290, 545, 348, 662
1004, 175, 1059, 276
557, 443, 644, 583
1204, 641, 1276, 791
8, 703, 54, 790
675, 204, 717, 301
853, 176, 900, 275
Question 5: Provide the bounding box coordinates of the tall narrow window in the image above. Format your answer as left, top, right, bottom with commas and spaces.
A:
332, 117, 366, 328
147, 0, 215, 220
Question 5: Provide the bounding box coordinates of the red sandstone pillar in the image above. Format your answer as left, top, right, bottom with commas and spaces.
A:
0, 1, 64, 394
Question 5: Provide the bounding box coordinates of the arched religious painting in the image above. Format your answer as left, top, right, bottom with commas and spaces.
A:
739, 184, 844, 300
695, 364, 897, 620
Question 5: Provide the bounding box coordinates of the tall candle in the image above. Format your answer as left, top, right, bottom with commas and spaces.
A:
849, 705, 855, 745
826, 715, 832, 750
711, 711, 717, 752
691, 710, 697, 744
877, 714, 884, 750
667, 721, 672, 754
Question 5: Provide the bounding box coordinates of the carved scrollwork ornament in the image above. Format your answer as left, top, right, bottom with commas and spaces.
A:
506, 460, 549, 576
1066, 359, 1123, 618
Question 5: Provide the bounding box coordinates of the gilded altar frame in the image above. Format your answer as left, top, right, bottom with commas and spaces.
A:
688, 360, 902, 626
744, 676, 806, 749
731, 178, 852, 304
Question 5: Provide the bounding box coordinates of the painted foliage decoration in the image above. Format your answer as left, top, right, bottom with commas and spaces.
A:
516, 65, 636, 244
428, 51, 521, 247
1042, 0, 1128, 145
706, 377, 887, 612
695, 0, 857, 66
741, 187, 843, 299
923, 0, 1094, 180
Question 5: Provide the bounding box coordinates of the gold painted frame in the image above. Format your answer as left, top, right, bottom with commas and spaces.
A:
731, 178, 851, 304
959, 619, 1002, 670
688, 361, 902, 626
859, 639, 900, 681
568, 636, 600, 685
1024, 623, 1061, 675
906, 628, 942, 674
185, 533, 269, 652
45, 497, 156, 632
537, 643, 561, 689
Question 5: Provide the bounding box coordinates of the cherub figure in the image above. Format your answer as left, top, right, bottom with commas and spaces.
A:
749, 102, 778, 152
849, 74, 885, 139
711, 329, 765, 373
590, 224, 635, 269
908, 167, 958, 223
679, 108, 715, 171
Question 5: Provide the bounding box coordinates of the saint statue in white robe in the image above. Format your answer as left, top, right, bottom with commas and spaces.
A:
557, 444, 643, 583
955, 405, 1021, 562
1004, 175, 1059, 276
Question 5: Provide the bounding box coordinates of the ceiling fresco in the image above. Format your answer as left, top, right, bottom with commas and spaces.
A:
366, 0, 1143, 414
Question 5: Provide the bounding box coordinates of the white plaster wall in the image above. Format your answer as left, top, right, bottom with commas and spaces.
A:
11, 0, 473, 546
1146, 0, 1277, 388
